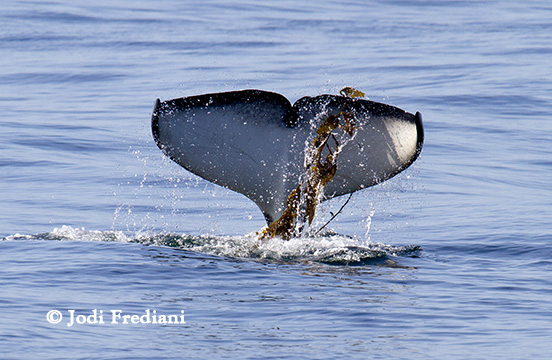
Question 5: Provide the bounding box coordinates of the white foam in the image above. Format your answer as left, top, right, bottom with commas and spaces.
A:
3, 225, 419, 264
49, 225, 131, 243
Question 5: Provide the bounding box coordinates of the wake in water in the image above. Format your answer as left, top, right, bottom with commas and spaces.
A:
3, 225, 421, 265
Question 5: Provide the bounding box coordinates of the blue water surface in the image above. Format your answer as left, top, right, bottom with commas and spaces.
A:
1, 0, 551, 359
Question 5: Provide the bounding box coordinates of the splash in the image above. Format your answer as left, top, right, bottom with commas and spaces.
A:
3, 225, 421, 265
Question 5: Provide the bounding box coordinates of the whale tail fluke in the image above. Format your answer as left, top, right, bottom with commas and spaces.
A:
152, 89, 423, 229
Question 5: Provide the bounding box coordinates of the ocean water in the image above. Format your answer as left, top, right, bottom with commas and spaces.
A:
1, 0, 551, 358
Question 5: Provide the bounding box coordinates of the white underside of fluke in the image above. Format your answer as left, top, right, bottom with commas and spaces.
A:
152, 90, 423, 224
